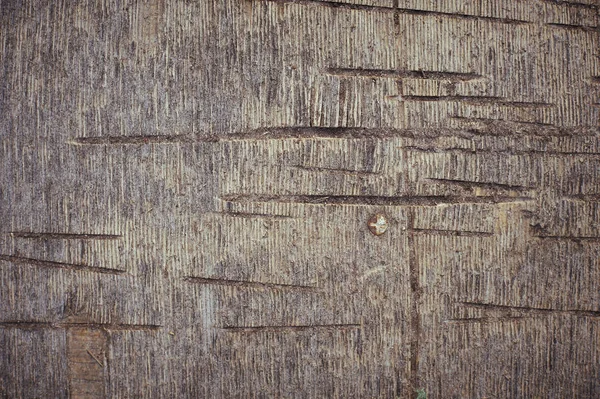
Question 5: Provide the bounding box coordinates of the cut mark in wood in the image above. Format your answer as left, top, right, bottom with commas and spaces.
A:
326, 67, 483, 81
407, 210, 421, 393
405, 146, 600, 157
427, 178, 535, 192
71, 126, 599, 146
258, 0, 595, 30
451, 116, 556, 127
449, 117, 600, 137
86, 350, 104, 367
70, 127, 410, 145
460, 301, 600, 317
221, 324, 360, 333
0, 321, 161, 331
263, 0, 530, 25
184, 276, 321, 292
69, 135, 194, 145
0, 255, 126, 275
218, 127, 409, 141
404, 96, 553, 107
546, 22, 598, 31
221, 194, 534, 206
10, 232, 121, 240
412, 228, 494, 237
565, 194, 600, 202
533, 235, 600, 242
68, 328, 108, 399
444, 316, 533, 324
539, 0, 598, 10
213, 211, 296, 220
289, 164, 381, 176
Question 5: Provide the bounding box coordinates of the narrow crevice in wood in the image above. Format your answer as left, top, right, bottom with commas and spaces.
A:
533, 235, 600, 242
220, 194, 535, 206
10, 232, 121, 240
460, 301, 600, 317
0, 321, 161, 331
451, 116, 556, 127
545, 22, 598, 31
326, 67, 483, 81
183, 276, 321, 291
405, 146, 600, 157
0, 255, 126, 275
220, 324, 361, 333
407, 210, 421, 393
288, 164, 381, 176
264, 0, 530, 25
403, 96, 553, 107
427, 178, 534, 191
412, 228, 494, 237
539, 0, 598, 10
69, 135, 194, 145
212, 211, 297, 220
564, 194, 600, 201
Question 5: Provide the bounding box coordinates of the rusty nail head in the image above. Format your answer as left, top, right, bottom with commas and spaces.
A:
368, 214, 388, 236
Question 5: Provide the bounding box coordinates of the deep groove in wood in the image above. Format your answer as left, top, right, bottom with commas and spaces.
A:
263, 0, 531, 25
412, 228, 494, 237
288, 164, 381, 175
427, 178, 534, 191
534, 235, 600, 242
0, 321, 161, 331
263, 0, 598, 30
213, 211, 297, 220
70, 126, 600, 146
564, 194, 600, 201
221, 324, 361, 333
546, 22, 598, 31
184, 276, 321, 291
539, 0, 598, 10
407, 210, 421, 393
326, 67, 483, 81
405, 146, 600, 157
444, 316, 532, 324
220, 127, 406, 140
451, 116, 556, 127
404, 96, 553, 107
0, 255, 126, 275
461, 301, 600, 317
10, 232, 121, 240
71, 127, 408, 144
69, 135, 194, 145
221, 194, 535, 206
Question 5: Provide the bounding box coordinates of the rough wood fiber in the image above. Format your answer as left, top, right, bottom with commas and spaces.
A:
0, 0, 599, 398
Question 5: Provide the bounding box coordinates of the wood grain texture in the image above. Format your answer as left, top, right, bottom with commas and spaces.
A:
0, 0, 599, 397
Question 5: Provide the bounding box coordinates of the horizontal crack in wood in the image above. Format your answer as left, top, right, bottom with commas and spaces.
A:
460, 301, 600, 317
412, 228, 494, 237
221, 324, 361, 333
221, 194, 535, 206
10, 232, 121, 240
0, 255, 126, 275
326, 67, 483, 81
0, 321, 161, 331
184, 276, 321, 291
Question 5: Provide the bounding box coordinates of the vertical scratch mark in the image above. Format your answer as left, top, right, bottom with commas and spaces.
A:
338, 76, 346, 125
408, 210, 421, 394
393, 0, 400, 34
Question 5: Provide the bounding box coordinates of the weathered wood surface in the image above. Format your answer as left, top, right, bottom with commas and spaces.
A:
1, 0, 599, 398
